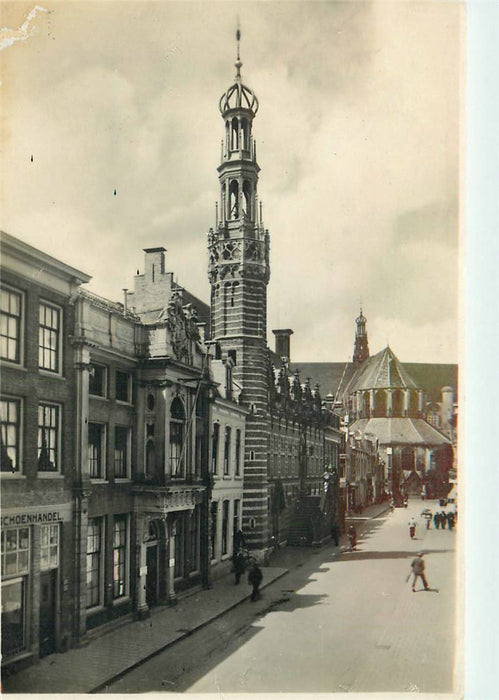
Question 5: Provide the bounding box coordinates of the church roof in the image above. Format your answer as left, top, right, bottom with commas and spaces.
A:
346, 346, 418, 393
349, 417, 451, 446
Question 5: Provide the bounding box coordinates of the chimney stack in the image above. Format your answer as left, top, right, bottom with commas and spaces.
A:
272, 329, 294, 363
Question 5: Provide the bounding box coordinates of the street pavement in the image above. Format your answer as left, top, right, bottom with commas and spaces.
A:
3, 499, 459, 695
179, 498, 459, 694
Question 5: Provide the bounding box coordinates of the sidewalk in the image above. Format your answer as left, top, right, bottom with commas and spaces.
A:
2, 566, 287, 695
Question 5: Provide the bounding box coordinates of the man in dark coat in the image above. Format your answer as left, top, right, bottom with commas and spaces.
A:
410, 552, 430, 592
248, 561, 263, 601
232, 550, 246, 585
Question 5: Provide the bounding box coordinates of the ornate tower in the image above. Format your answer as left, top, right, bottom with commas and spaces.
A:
207, 31, 271, 555
353, 308, 370, 364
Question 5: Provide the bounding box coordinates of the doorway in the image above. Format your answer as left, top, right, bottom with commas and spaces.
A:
39, 569, 56, 657
146, 544, 159, 607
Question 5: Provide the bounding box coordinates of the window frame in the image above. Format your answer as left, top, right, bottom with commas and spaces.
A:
0, 285, 24, 366
223, 426, 231, 476
221, 500, 230, 556
235, 429, 241, 476
37, 402, 61, 474
114, 425, 131, 480
86, 517, 104, 610
170, 398, 186, 478
1, 527, 30, 579
1, 577, 26, 656
88, 422, 107, 480
40, 524, 59, 571
211, 423, 220, 475
115, 370, 132, 404
89, 363, 108, 398
38, 300, 62, 374
112, 514, 129, 601
1, 395, 23, 475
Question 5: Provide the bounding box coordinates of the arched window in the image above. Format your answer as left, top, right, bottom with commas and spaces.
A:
170, 397, 186, 477
392, 390, 404, 417
231, 117, 239, 150
362, 393, 370, 418
229, 180, 239, 219
225, 121, 230, 153
373, 390, 387, 417
241, 118, 248, 149
242, 180, 251, 219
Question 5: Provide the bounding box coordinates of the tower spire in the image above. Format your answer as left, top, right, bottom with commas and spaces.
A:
353, 307, 370, 364
235, 24, 242, 80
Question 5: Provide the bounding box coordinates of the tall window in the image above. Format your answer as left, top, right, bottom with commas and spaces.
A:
88, 423, 106, 479
38, 302, 61, 373
86, 518, 102, 608
113, 516, 127, 599
174, 516, 184, 578
223, 427, 231, 475
89, 363, 107, 397
235, 429, 241, 476
114, 426, 130, 479
0, 286, 22, 363
170, 398, 185, 477
116, 370, 132, 403
233, 499, 240, 535
1, 396, 21, 473
210, 502, 218, 560
211, 423, 220, 474
38, 403, 60, 472
188, 508, 200, 574
40, 524, 59, 571
221, 500, 229, 555
1, 527, 30, 656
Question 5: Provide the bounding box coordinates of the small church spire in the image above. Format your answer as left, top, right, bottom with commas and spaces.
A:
353, 306, 370, 364
235, 24, 242, 80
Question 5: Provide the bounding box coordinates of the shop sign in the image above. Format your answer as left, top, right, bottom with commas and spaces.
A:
2, 504, 72, 527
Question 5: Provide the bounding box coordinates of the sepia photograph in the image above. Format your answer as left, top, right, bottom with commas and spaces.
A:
0, 0, 489, 696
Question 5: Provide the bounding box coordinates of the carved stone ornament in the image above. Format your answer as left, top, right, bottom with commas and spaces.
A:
162, 292, 200, 363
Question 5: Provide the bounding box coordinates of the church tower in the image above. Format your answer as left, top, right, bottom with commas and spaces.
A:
353, 308, 370, 364
207, 31, 271, 555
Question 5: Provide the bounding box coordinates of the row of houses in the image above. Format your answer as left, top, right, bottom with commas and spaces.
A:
0, 231, 342, 670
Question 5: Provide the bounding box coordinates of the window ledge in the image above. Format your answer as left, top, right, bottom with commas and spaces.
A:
86, 604, 105, 615
1, 649, 34, 668
1, 362, 26, 371
115, 400, 133, 407
89, 395, 109, 401
115, 478, 132, 483
90, 478, 108, 484
0, 473, 27, 480
37, 473, 64, 479
38, 370, 65, 380
112, 596, 130, 607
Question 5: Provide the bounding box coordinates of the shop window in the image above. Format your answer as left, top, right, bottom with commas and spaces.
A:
86, 518, 103, 608
174, 516, 184, 578
89, 363, 107, 397
0, 286, 23, 364
88, 423, 106, 479
223, 426, 231, 475
113, 515, 128, 599
221, 500, 229, 555
38, 301, 61, 373
38, 403, 60, 472
114, 426, 130, 479
40, 524, 59, 571
1, 579, 25, 656
116, 370, 132, 403
1, 396, 21, 473
1, 527, 30, 577
170, 398, 186, 477
188, 508, 200, 574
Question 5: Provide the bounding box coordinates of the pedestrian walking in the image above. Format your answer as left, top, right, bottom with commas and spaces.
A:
232, 550, 246, 585
233, 529, 246, 552
440, 511, 447, 529
408, 517, 416, 539
434, 512, 441, 529
424, 511, 432, 529
348, 525, 357, 551
247, 561, 263, 601
447, 511, 455, 530
408, 552, 430, 591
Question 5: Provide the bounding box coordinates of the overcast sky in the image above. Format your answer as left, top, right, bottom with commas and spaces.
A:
1, 1, 461, 363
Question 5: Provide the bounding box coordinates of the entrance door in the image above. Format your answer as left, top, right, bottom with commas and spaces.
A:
146, 544, 159, 607
39, 570, 56, 657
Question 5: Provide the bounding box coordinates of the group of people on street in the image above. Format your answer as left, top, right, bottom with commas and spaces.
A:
433, 510, 456, 529
231, 529, 263, 601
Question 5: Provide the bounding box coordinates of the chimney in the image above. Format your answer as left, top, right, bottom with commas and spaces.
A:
143, 247, 166, 283
272, 329, 294, 363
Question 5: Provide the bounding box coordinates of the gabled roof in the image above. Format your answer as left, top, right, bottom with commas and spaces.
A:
349, 417, 451, 446
345, 346, 419, 394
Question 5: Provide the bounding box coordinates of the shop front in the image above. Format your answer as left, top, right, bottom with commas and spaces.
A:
1, 504, 72, 667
